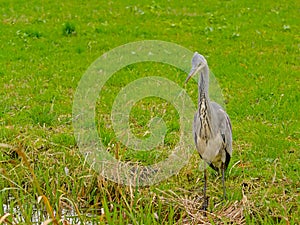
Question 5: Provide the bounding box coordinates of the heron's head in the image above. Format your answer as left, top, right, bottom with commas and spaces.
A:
185, 52, 208, 83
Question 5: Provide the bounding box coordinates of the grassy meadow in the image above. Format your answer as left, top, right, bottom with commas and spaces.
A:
0, 0, 299, 224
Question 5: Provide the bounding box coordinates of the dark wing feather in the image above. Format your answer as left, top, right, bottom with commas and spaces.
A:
221, 112, 232, 170
224, 149, 231, 170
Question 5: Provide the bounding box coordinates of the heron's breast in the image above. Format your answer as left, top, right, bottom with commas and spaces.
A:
196, 134, 223, 163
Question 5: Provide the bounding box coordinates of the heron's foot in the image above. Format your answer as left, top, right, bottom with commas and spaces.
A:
201, 196, 209, 211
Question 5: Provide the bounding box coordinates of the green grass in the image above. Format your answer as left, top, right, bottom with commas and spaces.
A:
0, 0, 299, 224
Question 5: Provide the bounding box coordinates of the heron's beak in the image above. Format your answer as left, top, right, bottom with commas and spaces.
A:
185, 64, 204, 83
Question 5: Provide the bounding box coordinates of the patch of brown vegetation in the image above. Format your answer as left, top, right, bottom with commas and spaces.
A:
159, 189, 248, 225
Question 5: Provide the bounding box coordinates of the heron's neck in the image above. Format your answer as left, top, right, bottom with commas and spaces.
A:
198, 66, 213, 137
198, 66, 210, 105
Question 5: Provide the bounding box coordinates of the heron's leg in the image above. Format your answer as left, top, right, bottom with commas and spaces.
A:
202, 161, 208, 211
221, 162, 227, 200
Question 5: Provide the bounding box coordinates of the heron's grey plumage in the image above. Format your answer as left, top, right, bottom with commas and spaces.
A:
185, 52, 232, 211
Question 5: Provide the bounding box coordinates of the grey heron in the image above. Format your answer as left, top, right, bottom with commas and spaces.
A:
185, 52, 232, 211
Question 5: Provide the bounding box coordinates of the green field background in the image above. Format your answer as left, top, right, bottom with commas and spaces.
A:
0, 0, 299, 224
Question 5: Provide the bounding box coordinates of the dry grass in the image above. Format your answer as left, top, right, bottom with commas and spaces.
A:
158, 188, 249, 225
